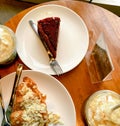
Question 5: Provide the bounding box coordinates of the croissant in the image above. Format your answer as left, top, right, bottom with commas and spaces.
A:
10, 77, 48, 126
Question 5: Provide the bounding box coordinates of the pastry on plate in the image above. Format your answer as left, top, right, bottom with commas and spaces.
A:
10, 77, 61, 126
38, 17, 60, 58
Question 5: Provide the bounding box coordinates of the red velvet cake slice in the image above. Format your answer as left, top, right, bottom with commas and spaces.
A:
38, 17, 60, 58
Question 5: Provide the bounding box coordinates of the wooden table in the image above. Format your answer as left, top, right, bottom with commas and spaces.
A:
1, 1, 120, 126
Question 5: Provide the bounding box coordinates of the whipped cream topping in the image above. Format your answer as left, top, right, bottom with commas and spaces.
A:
0, 25, 16, 63
85, 90, 120, 126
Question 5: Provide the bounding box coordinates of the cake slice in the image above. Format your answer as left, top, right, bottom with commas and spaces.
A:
10, 77, 48, 126
38, 17, 60, 58
10, 77, 62, 126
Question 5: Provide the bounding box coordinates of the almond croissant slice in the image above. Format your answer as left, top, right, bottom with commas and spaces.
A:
10, 77, 48, 126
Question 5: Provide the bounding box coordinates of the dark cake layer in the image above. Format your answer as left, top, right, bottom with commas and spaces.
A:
38, 17, 60, 58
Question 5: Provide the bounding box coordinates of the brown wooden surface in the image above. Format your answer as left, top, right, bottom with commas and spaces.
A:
1, 1, 120, 126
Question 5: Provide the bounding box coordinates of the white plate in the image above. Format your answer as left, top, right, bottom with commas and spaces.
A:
0, 70, 76, 126
16, 4, 89, 75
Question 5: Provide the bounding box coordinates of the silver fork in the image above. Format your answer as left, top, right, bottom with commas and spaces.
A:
0, 83, 10, 126
29, 20, 63, 76
5, 64, 23, 124
47, 51, 63, 76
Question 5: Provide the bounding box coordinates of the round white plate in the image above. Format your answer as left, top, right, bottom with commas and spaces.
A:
0, 70, 76, 126
16, 4, 89, 75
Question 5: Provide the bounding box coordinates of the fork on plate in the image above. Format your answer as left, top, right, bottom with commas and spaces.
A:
29, 20, 63, 75
0, 83, 10, 126
5, 64, 23, 124
47, 50, 63, 76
